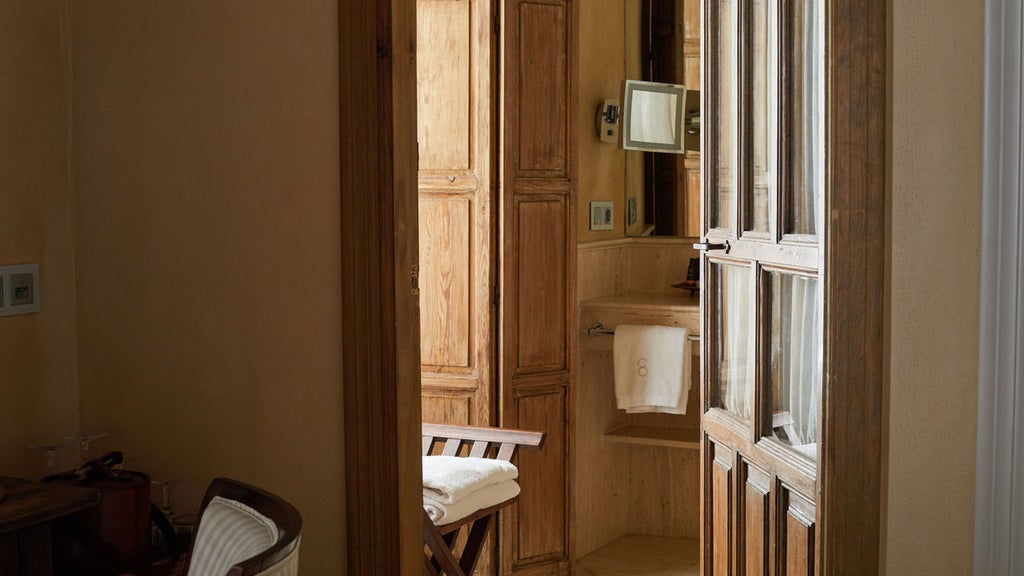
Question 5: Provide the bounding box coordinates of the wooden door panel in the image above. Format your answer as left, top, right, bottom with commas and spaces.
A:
741, 463, 770, 576
501, 1, 575, 574
508, 386, 568, 566
780, 488, 815, 576
685, 53, 701, 89
516, 1, 569, 175
683, 0, 701, 88
685, 159, 701, 236
708, 440, 733, 576
419, 196, 473, 369
512, 198, 568, 374
702, 0, 826, 570
417, 0, 495, 428
421, 390, 474, 427
417, 0, 472, 171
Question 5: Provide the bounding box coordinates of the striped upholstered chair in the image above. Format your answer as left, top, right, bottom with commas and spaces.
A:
184, 478, 302, 576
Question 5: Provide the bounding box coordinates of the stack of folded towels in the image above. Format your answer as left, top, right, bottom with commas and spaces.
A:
422, 456, 521, 526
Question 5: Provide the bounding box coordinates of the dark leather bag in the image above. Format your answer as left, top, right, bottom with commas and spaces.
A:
44, 452, 178, 575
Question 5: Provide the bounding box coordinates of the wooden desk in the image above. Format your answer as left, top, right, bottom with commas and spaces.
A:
0, 476, 102, 576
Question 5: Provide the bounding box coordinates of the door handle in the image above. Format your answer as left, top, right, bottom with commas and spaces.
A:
693, 240, 730, 253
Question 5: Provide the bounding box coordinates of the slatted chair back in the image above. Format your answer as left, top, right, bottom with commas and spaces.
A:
421, 423, 544, 462
420, 424, 545, 576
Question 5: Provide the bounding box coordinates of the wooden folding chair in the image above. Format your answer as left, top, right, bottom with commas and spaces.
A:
421, 423, 545, 576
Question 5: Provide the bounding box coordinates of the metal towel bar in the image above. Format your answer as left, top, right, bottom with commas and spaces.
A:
583, 323, 701, 342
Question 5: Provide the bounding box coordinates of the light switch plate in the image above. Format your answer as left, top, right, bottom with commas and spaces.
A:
589, 201, 614, 231
0, 264, 40, 317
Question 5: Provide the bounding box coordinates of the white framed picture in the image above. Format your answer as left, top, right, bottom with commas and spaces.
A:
590, 201, 614, 231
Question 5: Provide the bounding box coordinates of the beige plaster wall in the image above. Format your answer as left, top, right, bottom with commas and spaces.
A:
70, 1, 345, 572
886, 0, 983, 572
0, 0, 81, 478
579, 0, 628, 243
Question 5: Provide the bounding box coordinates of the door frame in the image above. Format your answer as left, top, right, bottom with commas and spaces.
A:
340, 1, 422, 574
975, 0, 1024, 571
816, 0, 886, 572
339, 0, 887, 573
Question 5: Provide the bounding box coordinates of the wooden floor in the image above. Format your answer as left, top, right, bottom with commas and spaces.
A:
576, 534, 700, 576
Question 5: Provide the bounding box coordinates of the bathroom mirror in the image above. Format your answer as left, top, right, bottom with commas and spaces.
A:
623, 0, 701, 238
621, 80, 687, 153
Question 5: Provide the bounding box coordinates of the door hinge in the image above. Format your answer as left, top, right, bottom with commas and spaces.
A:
492, 284, 500, 306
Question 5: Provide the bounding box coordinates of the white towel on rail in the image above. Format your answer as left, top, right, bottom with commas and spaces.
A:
422, 455, 519, 504
613, 324, 691, 414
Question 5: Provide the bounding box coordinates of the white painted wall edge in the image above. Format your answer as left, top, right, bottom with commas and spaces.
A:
977, 0, 1024, 573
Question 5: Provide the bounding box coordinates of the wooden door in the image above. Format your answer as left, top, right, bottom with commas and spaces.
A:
344, 0, 883, 573
417, 1, 576, 574
417, 0, 497, 429
700, 0, 824, 574
499, 0, 577, 574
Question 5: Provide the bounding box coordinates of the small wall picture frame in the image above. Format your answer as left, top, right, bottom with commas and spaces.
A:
590, 201, 614, 231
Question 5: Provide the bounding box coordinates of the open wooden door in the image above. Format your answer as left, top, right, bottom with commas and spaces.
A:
499, 1, 577, 574
416, 2, 499, 573
342, 0, 882, 573
417, 0, 497, 429
416, 1, 576, 574
700, 0, 824, 573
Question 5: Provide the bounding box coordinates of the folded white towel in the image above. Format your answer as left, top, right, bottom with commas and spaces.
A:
422, 456, 519, 504
423, 479, 520, 526
613, 324, 691, 414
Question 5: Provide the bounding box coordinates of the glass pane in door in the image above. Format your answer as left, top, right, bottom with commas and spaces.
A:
786, 0, 823, 236
766, 271, 821, 460
713, 0, 738, 231
713, 262, 752, 422
749, 0, 777, 234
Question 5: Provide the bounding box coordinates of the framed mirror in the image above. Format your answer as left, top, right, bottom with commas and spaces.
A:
623, 0, 701, 238
622, 79, 687, 153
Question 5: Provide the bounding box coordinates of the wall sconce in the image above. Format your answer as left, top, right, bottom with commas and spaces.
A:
596, 88, 700, 151
596, 99, 621, 143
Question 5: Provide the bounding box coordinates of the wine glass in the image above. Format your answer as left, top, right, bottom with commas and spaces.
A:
151, 477, 182, 518
29, 441, 69, 475
63, 432, 108, 464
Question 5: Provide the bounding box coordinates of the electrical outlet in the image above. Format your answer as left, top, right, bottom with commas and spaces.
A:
0, 264, 40, 317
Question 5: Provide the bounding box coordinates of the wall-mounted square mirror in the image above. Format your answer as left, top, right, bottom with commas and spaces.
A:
621, 79, 687, 153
